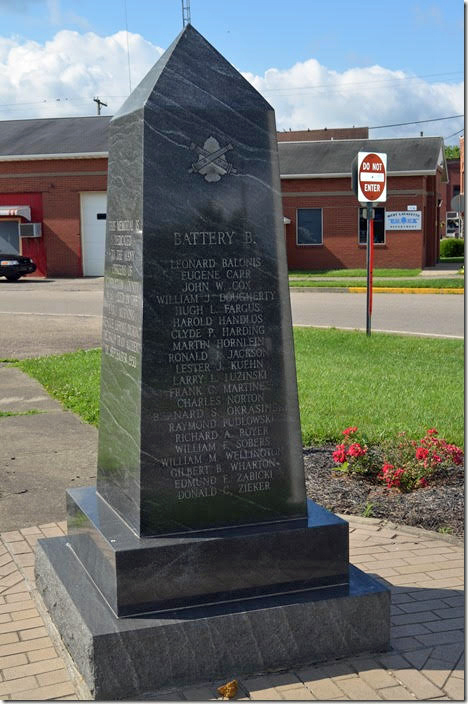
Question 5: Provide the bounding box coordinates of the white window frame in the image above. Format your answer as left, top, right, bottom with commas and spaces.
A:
296, 208, 323, 246
358, 206, 386, 246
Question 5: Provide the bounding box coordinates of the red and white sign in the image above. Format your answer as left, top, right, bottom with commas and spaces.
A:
357, 152, 387, 203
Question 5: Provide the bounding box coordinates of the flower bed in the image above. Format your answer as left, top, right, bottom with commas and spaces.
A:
331, 427, 463, 492
302, 428, 464, 537
303, 446, 464, 537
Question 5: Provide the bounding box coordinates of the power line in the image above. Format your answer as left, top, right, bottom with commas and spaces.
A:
0, 71, 462, 110
0, 96, 128, 109
261, 70, 464, 94
444, 127, 464, 139
369, 114, 464, 129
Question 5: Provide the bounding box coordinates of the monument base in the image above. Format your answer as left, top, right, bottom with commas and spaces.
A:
36, 537, 390, 701
66, 488, 350, 616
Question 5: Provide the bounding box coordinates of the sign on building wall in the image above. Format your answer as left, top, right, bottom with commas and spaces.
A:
385, 211, 422, 230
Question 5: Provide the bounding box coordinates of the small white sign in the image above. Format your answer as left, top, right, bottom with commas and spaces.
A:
386, 211, 422, 230
407, 205, 417, 211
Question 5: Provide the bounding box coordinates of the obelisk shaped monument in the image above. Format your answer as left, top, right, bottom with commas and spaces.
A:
36, 27, 390, 699
97, 24, 306, 536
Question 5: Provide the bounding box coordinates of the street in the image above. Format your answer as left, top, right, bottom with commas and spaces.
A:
0, 277, 463, 359
290, 290, 464, 339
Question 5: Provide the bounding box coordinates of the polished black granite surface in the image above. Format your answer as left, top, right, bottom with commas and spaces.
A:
97, 24, 306, 536
36, 537, 390, 700
67, 487, 349, 616
35, 26, 392, 698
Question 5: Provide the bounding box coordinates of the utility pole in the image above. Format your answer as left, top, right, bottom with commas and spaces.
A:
182, 0, 191, 27
93, 97, 108, 115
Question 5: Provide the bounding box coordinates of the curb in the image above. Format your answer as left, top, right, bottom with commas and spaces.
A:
348, 287, 464, 295
290, 286, 464, 294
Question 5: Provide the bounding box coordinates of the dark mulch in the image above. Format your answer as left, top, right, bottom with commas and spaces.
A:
303, 446, 464, 538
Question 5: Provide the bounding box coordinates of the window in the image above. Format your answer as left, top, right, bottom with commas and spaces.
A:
297, 208, 322, 245
359, 207, 385, 245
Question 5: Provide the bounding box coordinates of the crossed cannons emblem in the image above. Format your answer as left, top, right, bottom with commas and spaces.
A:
189, 136, 237, 182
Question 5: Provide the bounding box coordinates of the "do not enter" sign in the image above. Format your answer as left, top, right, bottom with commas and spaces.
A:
352, 151, 387, 203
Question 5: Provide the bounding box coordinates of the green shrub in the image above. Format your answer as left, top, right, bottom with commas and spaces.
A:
440, 238, 464, 257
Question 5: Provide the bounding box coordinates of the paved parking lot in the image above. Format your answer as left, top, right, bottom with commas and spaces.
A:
0, 277, 463, 361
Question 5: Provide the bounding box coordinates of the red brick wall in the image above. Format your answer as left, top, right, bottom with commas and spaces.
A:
0, 158, 107, 276
282, 175, 431, 270
277, 127, 369, 141
0, 155, 441, 275
0, 192, 46, 275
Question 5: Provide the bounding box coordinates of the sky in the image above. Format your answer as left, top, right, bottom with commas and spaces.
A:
0, 0, 464, 143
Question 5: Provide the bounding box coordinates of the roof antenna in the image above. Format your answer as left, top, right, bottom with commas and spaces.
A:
182, 0, 191, 27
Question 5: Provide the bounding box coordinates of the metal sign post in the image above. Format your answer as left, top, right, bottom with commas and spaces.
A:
351, 151, 387, 337
365, 205, 374, 336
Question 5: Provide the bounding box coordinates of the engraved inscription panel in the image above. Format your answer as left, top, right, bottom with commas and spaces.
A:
139, 218, 306, 533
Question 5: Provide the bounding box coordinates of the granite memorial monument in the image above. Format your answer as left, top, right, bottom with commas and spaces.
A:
36, 24, 390, 700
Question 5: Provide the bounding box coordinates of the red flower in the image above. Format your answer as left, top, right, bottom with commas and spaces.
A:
380, 463, 394, 475
445, 444, 464, 466
415, 447, 429, 461
347, 443, 366, 458
418, 477, 428, 487
427, 428, 438, 436
342, 426, 358, 436
332, 444, 347, 464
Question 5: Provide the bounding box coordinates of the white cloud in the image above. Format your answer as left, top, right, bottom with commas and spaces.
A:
243, 63, 464, 143
0, 30, 164, 119
0, 29, 463, 144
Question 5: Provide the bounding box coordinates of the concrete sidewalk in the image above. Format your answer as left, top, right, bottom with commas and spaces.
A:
0, 366, 97, 532
0, 519, 464, 701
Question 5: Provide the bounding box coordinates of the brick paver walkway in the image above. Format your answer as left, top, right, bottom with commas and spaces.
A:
0, 518, 464, 701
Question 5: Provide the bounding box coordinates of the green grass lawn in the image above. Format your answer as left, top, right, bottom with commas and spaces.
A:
16, 348, 101, 426
289, 268, 421, 277
440, 256, 464, 264
293, 329, 463, 447
14, 329, 464, 448
289, 278, 463, 289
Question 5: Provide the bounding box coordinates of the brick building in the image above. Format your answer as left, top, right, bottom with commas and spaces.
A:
277, 127, 369, 142
279, 136, 447, 269
0, 116, 109, 277
0, 117, 448, 275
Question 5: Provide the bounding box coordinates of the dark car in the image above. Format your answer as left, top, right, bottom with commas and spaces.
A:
0, 254, 36, 281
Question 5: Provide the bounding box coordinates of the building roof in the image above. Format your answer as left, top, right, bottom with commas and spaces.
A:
277, 127, 368, 142
278, 136, 447, 179
0, 116, 110, 160
0, 117, 446, 182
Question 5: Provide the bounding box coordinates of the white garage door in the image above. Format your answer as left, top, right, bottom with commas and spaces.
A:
80, 192, 107, 276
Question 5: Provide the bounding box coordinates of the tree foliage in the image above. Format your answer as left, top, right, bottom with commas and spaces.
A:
445, 145, 460, 159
